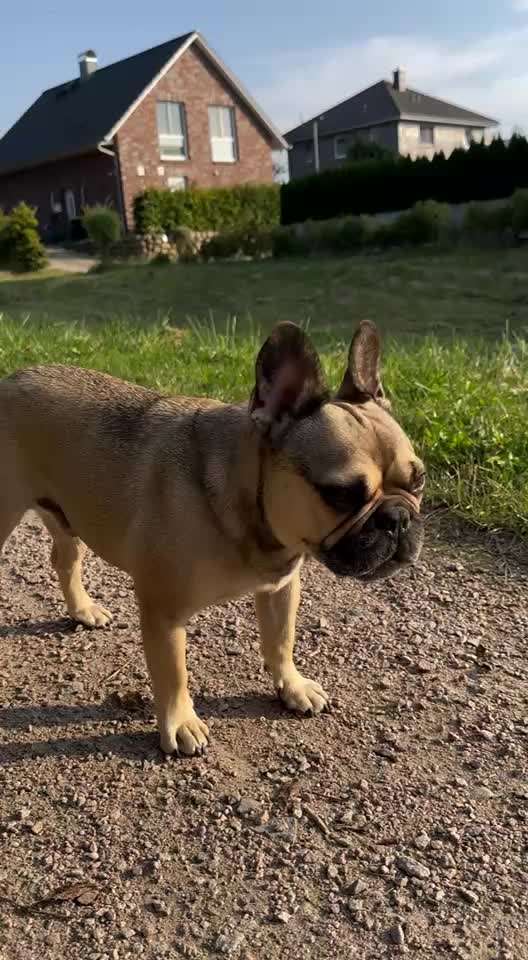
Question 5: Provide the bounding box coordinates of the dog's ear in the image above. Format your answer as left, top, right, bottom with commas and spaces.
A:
250, 322, 328, 435
336, 320, 388, 407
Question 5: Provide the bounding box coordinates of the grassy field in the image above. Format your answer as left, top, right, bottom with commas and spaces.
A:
1, 247, 528, 341
0, 307, 526, 538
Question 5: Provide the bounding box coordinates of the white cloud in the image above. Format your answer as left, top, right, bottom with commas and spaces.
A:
513, 0, 528, 11
254, 28, 528, 137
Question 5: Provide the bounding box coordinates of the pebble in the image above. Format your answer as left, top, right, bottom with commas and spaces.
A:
388, 923, 406, 946
145, 897, 170, 917
458, 888, 479, 905
237, 798, 262, 818
415, 832, 431, 851
215, 932, 245, 954
396, 856, 431, 880
349, 878, 367, 896
475, 786, 494, 800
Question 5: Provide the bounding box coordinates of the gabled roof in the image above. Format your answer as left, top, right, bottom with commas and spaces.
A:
0, 32, 287, 176
285, 79, 497, 144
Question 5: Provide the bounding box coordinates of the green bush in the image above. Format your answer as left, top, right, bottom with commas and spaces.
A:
134, 184, 280, 235
281, 134, 528, 224
512, 188, 528, 235
1, 203, 47, 272
82, 205, 121, 258
171, 225, 195, 261
463, 201, 513, 237
201, 226, 272, 260
392, 200, 452, 245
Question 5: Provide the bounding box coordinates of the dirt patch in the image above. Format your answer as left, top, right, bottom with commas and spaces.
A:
1, 516, 527, 959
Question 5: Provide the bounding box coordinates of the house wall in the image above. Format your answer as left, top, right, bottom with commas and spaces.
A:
115, 43, 274, 229
0, 151, 118, 238
288, 122, 399, 179
398, 122, 491, 159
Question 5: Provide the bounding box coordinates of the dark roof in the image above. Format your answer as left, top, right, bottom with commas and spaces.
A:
0, 33, 195, 176
285, 80, 497, 143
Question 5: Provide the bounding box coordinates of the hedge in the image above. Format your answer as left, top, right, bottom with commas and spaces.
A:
134, 184, 280, 235
281, 134, 528, 225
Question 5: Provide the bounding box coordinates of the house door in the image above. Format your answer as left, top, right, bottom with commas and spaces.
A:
64, 189, 76, 221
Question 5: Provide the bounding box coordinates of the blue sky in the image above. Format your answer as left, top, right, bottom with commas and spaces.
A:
1, 0, 528, 138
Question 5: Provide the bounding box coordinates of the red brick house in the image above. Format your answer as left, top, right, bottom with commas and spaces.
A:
0, 32, 287, 238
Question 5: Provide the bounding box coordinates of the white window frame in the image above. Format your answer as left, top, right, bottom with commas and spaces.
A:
419, 124, 435, 145
157, 101, 188, 161
167, 176, 187, 192
64, 189, 76, 220
208, 105, 237, 163
334, 136, 347, 160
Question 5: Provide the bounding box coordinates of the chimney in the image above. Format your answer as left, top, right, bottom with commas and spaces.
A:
393, 67, 407, 92
78, 50, 97, 81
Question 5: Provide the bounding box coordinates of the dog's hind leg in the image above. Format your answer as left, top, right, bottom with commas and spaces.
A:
36, 504, 113, 628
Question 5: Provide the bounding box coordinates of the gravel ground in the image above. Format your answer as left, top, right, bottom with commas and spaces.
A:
1, 515, 527, 960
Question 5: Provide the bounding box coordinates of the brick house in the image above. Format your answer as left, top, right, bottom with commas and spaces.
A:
0, 32, 287, 237
286, 68, 497, 180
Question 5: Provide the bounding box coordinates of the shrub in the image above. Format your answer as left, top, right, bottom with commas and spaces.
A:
463, 201, 513, 237
171, 225, 196, 261
82, 205, 121, 258
281, 134, 528, 224
134, 184, 280, 235
392, 200, 452, 245
2, 203, 47, 272
511, 188, 528, 235
201, 226, 272, 260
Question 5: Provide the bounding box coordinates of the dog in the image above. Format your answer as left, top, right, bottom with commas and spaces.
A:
0, 320, 425, 756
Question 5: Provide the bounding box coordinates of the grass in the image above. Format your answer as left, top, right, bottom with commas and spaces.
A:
0, 313, 527, 537
0, 246, 528, 341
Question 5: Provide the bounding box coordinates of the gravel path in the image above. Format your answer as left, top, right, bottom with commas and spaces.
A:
1, 516, 527, 960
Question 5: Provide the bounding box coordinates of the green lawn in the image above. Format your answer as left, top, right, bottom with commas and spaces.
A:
0, 248, 527, 537
1, 247, 528, 341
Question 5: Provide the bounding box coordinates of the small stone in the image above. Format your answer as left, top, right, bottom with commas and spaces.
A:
458, 888, 479, 905
237, 798, 262, 818
415, 832, 431, 851
453, 776, 468, 788
225, 643, 243, 657
388, 924, 406, 946
146, 897, 170, 917
275, 910, 292, 924
348, 878, 367, 896
215, 932, 245, 954
359, 779, 369, 792
415, 659, 433, 674
396, 856, 431, 880
31, 821, 44, 835
475, 786, 494, 800
327, 864, 339, 880
18, 808, 31, 821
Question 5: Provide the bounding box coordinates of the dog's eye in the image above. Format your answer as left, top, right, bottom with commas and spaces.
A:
316, 478, 369, 514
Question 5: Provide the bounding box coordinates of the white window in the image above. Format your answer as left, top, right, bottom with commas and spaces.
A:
334, 136, 347, 160
64, 189, 76, 220
167, 176, 187, 192
420, 124, 434, 145
209, 106, 237, 163
465, 128, 483, 147
157, 102, 187, 160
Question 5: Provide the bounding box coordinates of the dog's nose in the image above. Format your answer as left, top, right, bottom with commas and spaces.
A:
376, 503, 410, 537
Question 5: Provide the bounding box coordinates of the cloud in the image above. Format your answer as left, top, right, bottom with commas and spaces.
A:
254, 28, 528, 137
513, 0, 528, 11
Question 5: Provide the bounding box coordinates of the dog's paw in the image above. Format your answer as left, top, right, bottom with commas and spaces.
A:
70, 602, 113, 628
278, 671, 329, 716
159, 706, 209, 757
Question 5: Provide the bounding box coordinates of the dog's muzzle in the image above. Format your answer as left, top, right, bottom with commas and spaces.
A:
318, 487, 423, 580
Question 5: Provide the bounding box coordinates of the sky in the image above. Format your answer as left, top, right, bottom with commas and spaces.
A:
1, 0, 528, 139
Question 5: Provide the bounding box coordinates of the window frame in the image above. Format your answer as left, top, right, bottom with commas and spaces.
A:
419, 124, 435, 145
167, 175, 187, 192
334, 136, 347, 160
156, 101, 188, 162
208, 105, 238, 164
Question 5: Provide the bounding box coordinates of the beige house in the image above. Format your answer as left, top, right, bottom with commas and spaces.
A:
286, 69, 497, 179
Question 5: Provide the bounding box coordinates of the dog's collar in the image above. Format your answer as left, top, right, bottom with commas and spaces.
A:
320, 488, 421, 551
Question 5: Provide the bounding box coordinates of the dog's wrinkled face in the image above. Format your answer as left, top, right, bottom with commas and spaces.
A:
250, 321, 425, 581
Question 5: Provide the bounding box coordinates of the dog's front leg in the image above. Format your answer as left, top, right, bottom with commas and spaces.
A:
255, 569, 329, 716
137, 599, 209, 756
